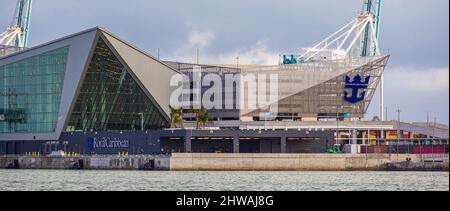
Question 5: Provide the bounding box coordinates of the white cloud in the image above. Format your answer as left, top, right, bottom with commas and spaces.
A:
188, 31, 215, 49
167, 31, 278, 65
385, 67, 449, 92
366, 66, 449, 123
170, 31, 215, 63
213, 41, 279, 65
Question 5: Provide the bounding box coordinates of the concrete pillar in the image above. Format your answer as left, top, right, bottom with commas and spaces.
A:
362, 131, 367, 145
351, 129, 358, 145
185, 135, 192, 153
233, 137, 240, 153
281, 137, 287, 153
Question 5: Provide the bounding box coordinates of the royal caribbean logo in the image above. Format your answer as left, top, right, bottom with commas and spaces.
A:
344, 75, 370, 104
87, 137, 129, 151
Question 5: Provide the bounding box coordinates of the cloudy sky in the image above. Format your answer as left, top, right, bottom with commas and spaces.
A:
1, 0, 448, 123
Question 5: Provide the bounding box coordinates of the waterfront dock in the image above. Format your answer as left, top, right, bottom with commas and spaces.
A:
0, 155, 170, 170
170, 153, 449, 171
1, 153, 448, 171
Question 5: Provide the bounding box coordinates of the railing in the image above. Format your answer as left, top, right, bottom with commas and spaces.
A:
354, 141, 449, 156
421, 153, 449, 162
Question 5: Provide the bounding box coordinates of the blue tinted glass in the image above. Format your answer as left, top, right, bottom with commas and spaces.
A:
0, 47, 69, 133
66, 38, 168, 132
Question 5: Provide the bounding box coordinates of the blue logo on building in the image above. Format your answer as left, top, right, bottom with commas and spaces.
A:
87, 137, 94, 151
344, 75, 370, 104
86, 137, 129, 150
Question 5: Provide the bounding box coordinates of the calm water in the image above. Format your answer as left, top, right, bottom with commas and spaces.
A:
0, 170, 448, 191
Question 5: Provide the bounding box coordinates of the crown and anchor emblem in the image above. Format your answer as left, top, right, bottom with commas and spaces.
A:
344, 75, 370, 104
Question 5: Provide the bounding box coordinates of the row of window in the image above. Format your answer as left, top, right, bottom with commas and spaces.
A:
1, 74, 65, 85
0, 47, 68, 133
0, 65, 67, 77
1, 96, 62, 105
0, 123, 56, 133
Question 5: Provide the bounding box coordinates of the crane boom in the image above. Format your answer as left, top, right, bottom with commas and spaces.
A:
361, 0, 383, 57
281, 0, 383, 64
374, 0, 383, 56
361, 0, 373, 57
23, 0, 33, 47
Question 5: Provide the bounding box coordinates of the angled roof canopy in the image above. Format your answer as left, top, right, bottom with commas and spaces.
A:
0, 27, 179, 141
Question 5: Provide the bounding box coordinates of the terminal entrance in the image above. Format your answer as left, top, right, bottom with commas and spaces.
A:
287, 138, 328, 153
191, 138, 233, 153
240, 138, 281, 153
160, 137, 185, 154
160, 137, 235, 153
159, 132, 334, 154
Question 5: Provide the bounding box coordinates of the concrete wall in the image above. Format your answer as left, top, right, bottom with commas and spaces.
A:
0, 131, 163, 156
2, 153, 447, 171
170, 153, 447, 171
0, 155, 170, 170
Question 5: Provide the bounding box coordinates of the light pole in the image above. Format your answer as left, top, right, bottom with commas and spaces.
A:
396, 109, 401, 156
385, 107, 388, 121
396, 109, 401, 136
197, 48, 200, 65
433, 117, 437, 138
336, 118, 340, 146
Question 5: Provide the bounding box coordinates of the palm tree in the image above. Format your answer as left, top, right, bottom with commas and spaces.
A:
188, 106, 199, 129
195, 106, 213, 129
169, 105, 184, 129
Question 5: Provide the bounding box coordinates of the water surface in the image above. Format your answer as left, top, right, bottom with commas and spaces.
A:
0, 170, 448, 191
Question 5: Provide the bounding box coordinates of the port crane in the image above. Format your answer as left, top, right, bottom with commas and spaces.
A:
282, 0, 385, 121
0, 0, 33, 48
0, 0, 33, 131
282, 0, 383, 64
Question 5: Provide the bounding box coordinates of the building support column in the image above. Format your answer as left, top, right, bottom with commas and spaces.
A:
281, 137, 287, 153
233, 137, 240, 153
362, 131, 367, 145
185, 135, 192, 153
352, 129, 358, 145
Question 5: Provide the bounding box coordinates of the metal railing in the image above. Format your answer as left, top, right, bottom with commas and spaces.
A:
344, 138, 449, 157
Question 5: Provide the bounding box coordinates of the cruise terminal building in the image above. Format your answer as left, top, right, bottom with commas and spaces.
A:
0, 27, 448, 155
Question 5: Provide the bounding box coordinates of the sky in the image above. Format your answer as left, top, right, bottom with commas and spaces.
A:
1, 0, 449, 124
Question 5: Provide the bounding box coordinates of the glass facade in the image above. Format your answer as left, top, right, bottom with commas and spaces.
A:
0, 47, 69, 133
66, 38, 168, 132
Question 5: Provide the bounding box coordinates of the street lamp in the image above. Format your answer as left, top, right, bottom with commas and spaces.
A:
396, 109, 401, 156
396, 109, 401, 137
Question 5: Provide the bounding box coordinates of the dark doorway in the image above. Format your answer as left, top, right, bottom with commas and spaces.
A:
240, 140, 261, 153
160, 138, 185, 154
0, 142, 5, 155
192, 139, 233, 153
240, 138, 281, 153
287, 138, 327, 153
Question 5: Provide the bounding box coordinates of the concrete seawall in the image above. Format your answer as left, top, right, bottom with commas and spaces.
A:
1, 154, 448, 171
170, 153, 449, 171
0, 155, 170, 170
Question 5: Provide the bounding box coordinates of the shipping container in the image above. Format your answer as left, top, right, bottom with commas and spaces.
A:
412, 146, 448, 154
386, 145, 414, 154
360, 145, 388, 154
